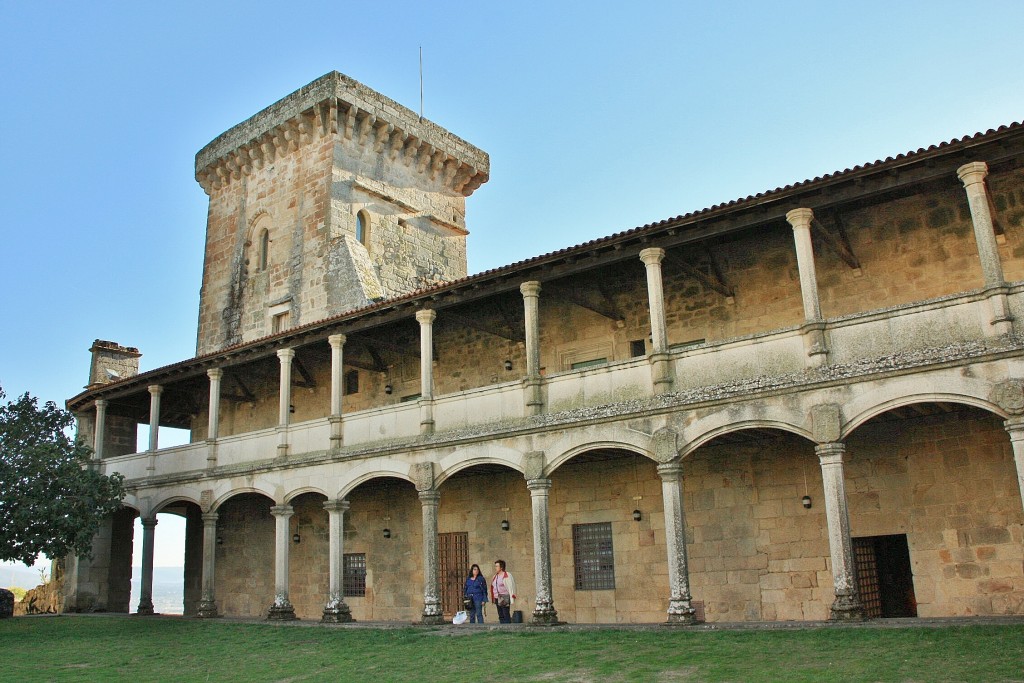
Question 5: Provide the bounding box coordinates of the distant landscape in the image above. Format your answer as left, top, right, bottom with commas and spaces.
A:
3, 565, 184, 615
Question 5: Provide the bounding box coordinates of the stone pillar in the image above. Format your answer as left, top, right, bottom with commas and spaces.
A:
786, 208, 829, 366
658, 463, 698, 624
1002, 417, 1024, 515
322, 499, 354, 622
196, 512, 219, 618
328, 334, 346, 449
92, 399, 107, 463
276, 349, 294, 457
416, 310, 436, 435
419, 489, 444, 624
206, 368, 222, 468
958, 162, 1013, 335
527, 478, 560, 624
137, 516, 157, 615
146, 385, 162, 475
640, 247, 673, 392
520, 281, 544, 415
268, 504, 297, 620
816, 442, 864, 620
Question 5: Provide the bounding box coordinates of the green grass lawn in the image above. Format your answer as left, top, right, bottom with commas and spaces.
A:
2, 617, 1022, 682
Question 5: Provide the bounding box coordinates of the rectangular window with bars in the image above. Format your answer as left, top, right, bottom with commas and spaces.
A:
572, 522, 615, 590
343, 553, 366, 597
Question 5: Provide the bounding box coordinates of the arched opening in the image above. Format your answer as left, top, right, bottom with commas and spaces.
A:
342, 476, 419, 621
258, 228, 270, 271
683, 427, 824, 623
285, 491, 328, 619
128, 501, 200, 615
548, 447, 660, 624
355, 210, 369, 245
213, 492, 276, 618
437, 463, 528, 622
844, 401, 1024, 618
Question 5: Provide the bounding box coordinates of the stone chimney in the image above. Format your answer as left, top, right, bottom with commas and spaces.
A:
86, 340, 141, 389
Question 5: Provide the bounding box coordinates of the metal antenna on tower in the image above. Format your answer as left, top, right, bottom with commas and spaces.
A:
419, 46, 424, 122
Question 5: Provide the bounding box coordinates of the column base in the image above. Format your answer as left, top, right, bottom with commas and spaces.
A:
196, 601, 220, 619
421, 614, 446, 625
267, 602, 298, 621
531, 605, 564, 626
649, 352, 674, 394
421, 601, 444, 625
321, 604, 354, 623
419, 420, 435, 435
665, 598, 701, 625
136, 602, 155, 616
829, 593, 866, 621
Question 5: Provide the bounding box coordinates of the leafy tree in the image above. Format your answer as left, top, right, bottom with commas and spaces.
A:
0, 386, 125, 566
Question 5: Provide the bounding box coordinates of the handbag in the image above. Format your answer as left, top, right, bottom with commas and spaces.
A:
463, 596, 474, 610
497, 594, 510, 608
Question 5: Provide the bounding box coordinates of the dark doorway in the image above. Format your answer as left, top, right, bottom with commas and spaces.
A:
853, 534, 917, 618
438, 532, 468, 617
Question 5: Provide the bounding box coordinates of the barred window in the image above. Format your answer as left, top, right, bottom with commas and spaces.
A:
343, 553, 366, 597
572, 522, 615, 590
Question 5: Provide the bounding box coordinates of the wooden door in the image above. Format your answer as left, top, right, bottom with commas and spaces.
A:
438, 532, 468, 617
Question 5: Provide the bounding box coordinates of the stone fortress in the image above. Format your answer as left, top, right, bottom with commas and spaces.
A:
64, 71, 1024, 624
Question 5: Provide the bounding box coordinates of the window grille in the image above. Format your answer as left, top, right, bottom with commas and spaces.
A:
573, 522, 615, 590
343, 553, 366, 597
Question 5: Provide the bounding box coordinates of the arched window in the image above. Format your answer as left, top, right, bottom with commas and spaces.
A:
258, 228, 270, 271
355, 210, 369, 245
344, 370, 359, 395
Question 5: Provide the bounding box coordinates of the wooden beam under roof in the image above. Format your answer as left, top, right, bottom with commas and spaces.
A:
664, 253, 734, 300
442, 308, 524, 343
544, 281, 626, 325
813, 212, 861, 271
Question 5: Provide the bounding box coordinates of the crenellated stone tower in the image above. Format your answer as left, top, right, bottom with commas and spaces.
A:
194, 71, 490, 356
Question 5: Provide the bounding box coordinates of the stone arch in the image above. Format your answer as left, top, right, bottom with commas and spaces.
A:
842, 376, 1008, 438
284, 486, 330, 504
436, 445, 525, 486
119, 496, 143, 515
545, 424, 656, 475
680, 419, 814, 459
210, 484, 278, 512
337, 459, 416, 499
150, 494, 203, 517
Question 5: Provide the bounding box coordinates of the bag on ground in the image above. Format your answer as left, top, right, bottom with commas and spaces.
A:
453, 610, 469, 625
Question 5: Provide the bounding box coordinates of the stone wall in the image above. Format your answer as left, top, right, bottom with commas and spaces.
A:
214, 494, 276, 618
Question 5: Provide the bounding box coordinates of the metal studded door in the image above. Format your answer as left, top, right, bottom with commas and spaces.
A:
438, 532, 468, 617
854, 537, 882, 618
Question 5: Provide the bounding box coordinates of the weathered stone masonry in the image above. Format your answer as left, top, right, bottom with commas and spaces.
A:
64, 72, 1024, 624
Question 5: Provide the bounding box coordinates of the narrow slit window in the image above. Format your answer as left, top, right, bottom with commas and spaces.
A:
355, 211, 369, 245
344, 370, 359, 395
259, 229, 270, 271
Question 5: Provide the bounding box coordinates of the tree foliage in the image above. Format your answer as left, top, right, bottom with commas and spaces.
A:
0, 386, 125, 565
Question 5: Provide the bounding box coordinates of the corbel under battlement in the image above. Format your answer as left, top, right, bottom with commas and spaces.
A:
194, 71, 489, 197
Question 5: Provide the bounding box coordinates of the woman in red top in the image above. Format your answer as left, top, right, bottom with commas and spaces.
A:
490, 559, 517, 624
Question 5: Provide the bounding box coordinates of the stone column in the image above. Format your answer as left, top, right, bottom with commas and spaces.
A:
658, 463, 698, 624
268, 504, 297, 620
958, 162, 1013, 335
328, 334, 346, 448
786, 208, 829, 366
520, 281, 544, 415
276, 349, 294, 458
416, 310, 436, 435
816, 442, 864, 620
137, 516, 157, 615
322, 499, 354, 622
1002, 417, 1024, 515
527, 478, 560, 624
92, 399, 108, 463
419, 489, 444, 624
196, 512, 219, 618
640, 247, 673, 392
206, 368, 222, 468
146, 385, 162, 475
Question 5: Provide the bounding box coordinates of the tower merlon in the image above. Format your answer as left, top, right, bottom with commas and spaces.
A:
194, 71, 490, 197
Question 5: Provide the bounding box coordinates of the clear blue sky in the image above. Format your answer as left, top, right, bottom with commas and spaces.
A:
3, 2, 1024, 571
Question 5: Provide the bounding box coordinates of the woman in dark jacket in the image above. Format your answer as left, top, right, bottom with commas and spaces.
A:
463, 564, 488, 623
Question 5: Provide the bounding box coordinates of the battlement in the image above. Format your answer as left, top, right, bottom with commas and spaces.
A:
195, 71, 489, 196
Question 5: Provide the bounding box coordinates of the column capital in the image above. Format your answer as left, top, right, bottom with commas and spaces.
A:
328, 333, 347, 348
1004, 415, 1024, 436
95, 398, 108, 409
639, 247, 666, 266
323, 499, 351, 513
201, 512, 219, 525
815, 441, 846, 465
657, 462, 684, 481
527, 477, 552, 492
520, 280, 542, 298
276, 348, 295, 361
269, 504, 294, 518
141, 516, 158, 529
147, 384, 163, 396
207, 367, 223, 381
415, 308, 436, 325
418, 489, 441, 505
957, 161, 989, 187
785, 207, 814, 230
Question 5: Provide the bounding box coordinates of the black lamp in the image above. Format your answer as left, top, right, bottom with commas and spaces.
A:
632, 509, 642, 522
504, 359, 513, 371
384, 383, 393, 395
801, 495, 812, 509
383, 527, 391, 538
500, 519, 510, 531
292, 533, 301, 543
